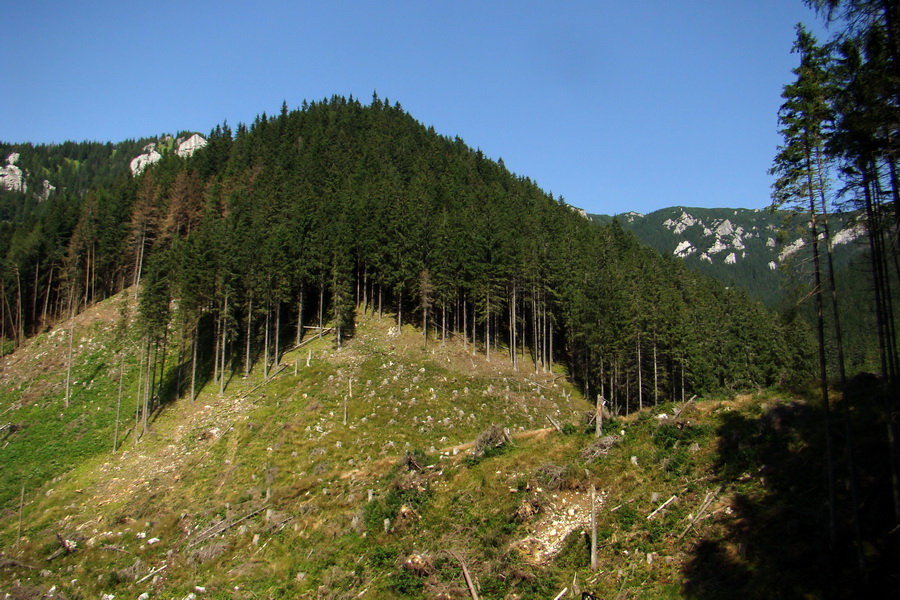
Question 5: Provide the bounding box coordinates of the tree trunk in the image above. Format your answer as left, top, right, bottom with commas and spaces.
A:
264, 304, 270, 380
510, 285, 517, 369
142, 334, 151, 436
133, 230, 145, 298
219, 293, 228, 395
296, 287, 304, 346
135, 340, 144, 444
114, 353, 124, 452
637, 334, 643, 412
274, 302, 281, 367
809, 159, 837, 547
64, 294, 75, 409
653, 340, 658, 405
190, 325, 198, 402
245, 295, 253, 377
486, 287, 491, 362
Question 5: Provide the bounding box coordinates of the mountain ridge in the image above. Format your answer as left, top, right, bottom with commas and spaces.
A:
589, 205, 867, 308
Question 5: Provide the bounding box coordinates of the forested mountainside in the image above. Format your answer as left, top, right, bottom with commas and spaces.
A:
0, 95, 807, 412
590, 206, 882, 373
590, 206, 866, 309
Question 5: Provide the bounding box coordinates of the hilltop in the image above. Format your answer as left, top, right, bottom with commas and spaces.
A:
1, 292, 896, 599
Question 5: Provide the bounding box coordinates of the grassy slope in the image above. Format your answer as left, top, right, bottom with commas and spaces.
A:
0, 294, 886, 599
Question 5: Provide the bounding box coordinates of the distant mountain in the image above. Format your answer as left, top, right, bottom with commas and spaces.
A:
590, 206, 867, 307
0, 133, 207, 222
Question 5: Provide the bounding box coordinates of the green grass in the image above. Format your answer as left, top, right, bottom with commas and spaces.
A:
2, 301, 860, 599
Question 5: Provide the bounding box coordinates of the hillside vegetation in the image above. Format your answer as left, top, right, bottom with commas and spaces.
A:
1, 294, 894, 599
1, 95, 804, 413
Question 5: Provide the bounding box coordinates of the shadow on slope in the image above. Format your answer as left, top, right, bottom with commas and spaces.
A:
682, 385, 899, 599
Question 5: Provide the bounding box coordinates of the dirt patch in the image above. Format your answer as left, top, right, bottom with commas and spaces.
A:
512, 489, 599, 564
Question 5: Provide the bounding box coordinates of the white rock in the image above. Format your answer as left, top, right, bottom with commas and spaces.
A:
833, 222, 866, 246
673, 240, 695, 258
37, 180, 55, 201
707, 239, 728, 255
779, 238, 805, 262
176, 134, 207, 158
130, 151, 161, 176
0, 154, 26, 192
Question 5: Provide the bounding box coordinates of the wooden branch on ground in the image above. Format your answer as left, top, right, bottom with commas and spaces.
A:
647, 495, 677, 520
188, 504, 268, 548
546, 415, 562, 432
46, 533, 76, 561
552, 587, 569, 600
678, 486, 721, 540
136, 563, 167, 583
449, 551, 479, 600
674, 395, 698, 418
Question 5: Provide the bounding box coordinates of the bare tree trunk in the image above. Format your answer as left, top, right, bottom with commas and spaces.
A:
462, 292, 467, 352
471, 299, 476, 357
245, 294, 253, 377
135, 341, 144, 444
510, 285, 517, 369
213, 310, 220, 386
274, 302, 281, 367
653, 340, 658, 405
318, 286, 324, 332
16, 267, 24, 346
133, 231, 145, 299
486, 287, 491, 362
362, 269, 368, 314
296, 286, 304, 346
31, 260, 39, 336
190, 325, 198, 402
64, 292, 75, 409
114, 353, 124, 452
219, 293, 228, 395
811, 161, 837, 547
548, 309, 553, 373
263, 304, 270, 380
142, 334, 151, 436
637, 334, 643, 411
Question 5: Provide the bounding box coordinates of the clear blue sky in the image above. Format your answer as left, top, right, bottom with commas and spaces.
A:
3, 1, 829, 215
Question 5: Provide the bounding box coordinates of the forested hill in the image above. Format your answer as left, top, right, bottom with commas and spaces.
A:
0, 95, 810, 403
590, 206, 866, 308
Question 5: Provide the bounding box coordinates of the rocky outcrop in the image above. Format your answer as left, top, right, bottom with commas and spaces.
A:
129, 134, 208, 176
176, 133, 207, 158
0, 153, 26, 193
38, 179, 55, 202
129, 143, 162, 176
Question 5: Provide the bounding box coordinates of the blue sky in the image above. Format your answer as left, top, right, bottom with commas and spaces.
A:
3, 1, 828, 215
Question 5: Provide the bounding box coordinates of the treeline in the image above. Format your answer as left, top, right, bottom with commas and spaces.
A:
1, 94, 808, 418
